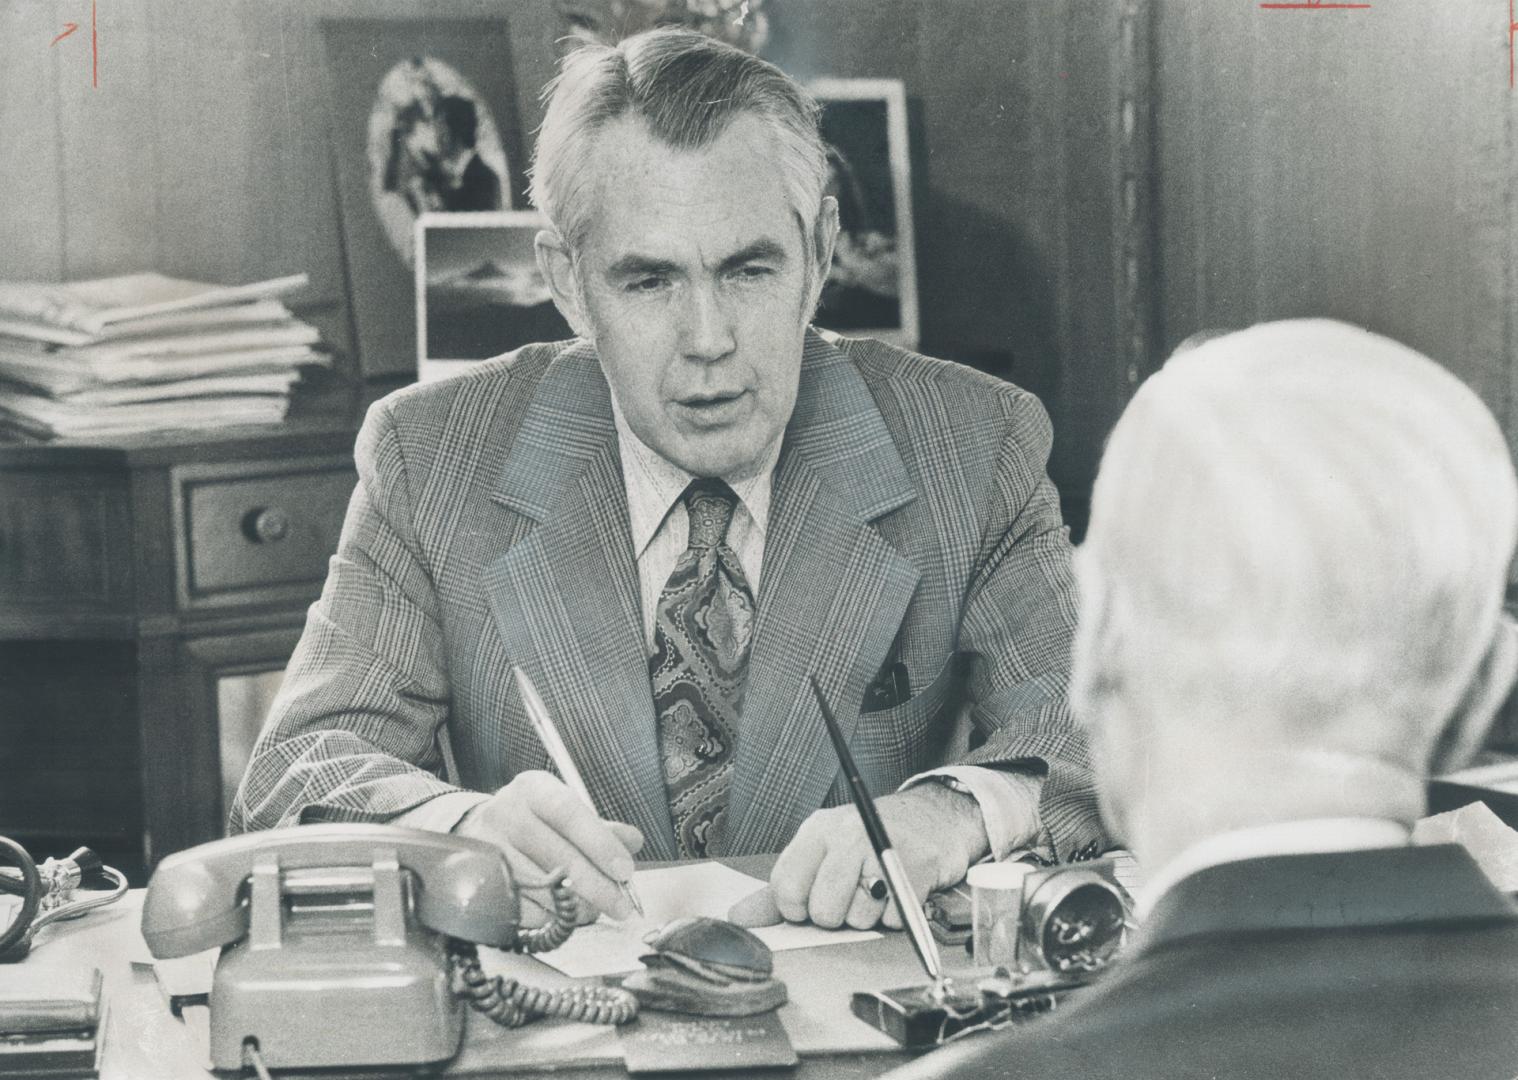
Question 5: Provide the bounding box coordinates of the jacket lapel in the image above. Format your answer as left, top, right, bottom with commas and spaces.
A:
483, 342, 679, 859
725, 332, 922, 855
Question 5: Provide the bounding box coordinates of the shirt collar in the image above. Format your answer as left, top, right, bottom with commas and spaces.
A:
609, 394, 780, 559
1135, 817, 1412, 920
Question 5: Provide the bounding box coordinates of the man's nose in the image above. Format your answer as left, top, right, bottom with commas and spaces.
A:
678, 283, 737, 363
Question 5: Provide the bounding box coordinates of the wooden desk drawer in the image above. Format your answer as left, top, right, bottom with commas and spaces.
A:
174, 456, 356, 609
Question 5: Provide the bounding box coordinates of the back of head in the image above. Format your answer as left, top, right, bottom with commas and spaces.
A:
1074, 319, 1518, 774
529, 27, 827, 251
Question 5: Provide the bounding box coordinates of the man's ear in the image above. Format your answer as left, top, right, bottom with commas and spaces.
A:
534, 229, 591, 340
806, 196, 840, 312
1429, 617, 1518, 775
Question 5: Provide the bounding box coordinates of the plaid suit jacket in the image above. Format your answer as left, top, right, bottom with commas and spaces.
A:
230, 331, 1104, 860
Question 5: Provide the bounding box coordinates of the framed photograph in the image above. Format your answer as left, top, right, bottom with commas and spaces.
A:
809, 78, 919, 349
321, 18, 527, 378
415, 212, 574, 383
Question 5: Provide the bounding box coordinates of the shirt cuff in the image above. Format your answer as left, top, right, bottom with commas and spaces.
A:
391, 791, 491, 834
902, 765, 1045, 861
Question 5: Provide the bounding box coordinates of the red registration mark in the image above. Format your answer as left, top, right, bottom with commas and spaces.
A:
1511, 0, 1518, 87
48, 0, 98, 88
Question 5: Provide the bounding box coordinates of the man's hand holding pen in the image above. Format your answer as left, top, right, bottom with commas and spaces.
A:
453, 770, 644, 923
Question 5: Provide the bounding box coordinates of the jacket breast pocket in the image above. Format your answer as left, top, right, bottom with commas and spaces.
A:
842, 655, 963, 798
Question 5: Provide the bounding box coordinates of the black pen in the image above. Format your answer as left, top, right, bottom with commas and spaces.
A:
809, 675, 947, 994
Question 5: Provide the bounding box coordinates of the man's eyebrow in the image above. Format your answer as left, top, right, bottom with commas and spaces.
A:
604, 240, 790, 280
605, 254, 682, 279
717, 240, 789, 272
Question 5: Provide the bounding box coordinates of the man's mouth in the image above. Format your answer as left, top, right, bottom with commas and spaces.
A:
672, 389, 750, 428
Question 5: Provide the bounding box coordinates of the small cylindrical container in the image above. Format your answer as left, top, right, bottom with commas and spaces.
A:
967, 860, 1035, 968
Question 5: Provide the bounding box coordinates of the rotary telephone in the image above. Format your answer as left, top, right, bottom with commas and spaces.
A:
140, 823, 637, 1073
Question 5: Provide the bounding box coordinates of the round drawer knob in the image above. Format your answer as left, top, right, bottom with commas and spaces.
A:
242, 506, 291, 544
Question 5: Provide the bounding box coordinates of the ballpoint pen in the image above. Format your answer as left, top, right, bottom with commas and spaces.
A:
809, 674, 948, 997
512, 666, 646, 919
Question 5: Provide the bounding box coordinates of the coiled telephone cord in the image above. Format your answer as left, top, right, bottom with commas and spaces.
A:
448, 869, 639, 1028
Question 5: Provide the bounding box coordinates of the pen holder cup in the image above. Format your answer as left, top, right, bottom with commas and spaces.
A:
967, 862, 1035, 968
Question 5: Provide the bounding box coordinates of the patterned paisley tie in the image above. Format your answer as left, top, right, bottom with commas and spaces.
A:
650, 479, 756, 858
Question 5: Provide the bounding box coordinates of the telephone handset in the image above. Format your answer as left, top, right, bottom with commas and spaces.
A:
142, 823, 636, 1072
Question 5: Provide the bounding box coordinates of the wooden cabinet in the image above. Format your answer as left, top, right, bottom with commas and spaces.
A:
0, 418, 360, 882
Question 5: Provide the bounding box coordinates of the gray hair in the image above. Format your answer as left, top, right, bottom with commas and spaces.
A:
1073, 319, 1518, 766
529, 28, 829, 253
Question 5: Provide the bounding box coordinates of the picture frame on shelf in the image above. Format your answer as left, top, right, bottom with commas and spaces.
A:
414, 211, 574, 383
321, 18, 527, 379
809, 78, 919, 349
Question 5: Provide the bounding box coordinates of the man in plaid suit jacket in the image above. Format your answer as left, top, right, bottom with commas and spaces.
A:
231, 29, 1103, 925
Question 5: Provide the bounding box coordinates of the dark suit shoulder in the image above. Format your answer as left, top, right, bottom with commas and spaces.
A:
892, 907, 1518, 1080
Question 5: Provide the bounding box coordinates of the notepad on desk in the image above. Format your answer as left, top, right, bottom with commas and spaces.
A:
535, 862, 880, 979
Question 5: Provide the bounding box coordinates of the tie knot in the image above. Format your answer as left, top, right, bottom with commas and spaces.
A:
683, 479, 738, 549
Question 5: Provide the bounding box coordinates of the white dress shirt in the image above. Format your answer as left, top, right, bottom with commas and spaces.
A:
1134, 817, 1413, 920
611, 400, 776, 646
400, 395, 1044, 859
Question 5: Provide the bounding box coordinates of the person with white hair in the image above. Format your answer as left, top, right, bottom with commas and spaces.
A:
231, 28, 1103, 928
888, 318, 1518, 1080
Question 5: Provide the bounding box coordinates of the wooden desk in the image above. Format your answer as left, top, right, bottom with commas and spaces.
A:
0, 415, 363, 882
25, 858, 960, 1079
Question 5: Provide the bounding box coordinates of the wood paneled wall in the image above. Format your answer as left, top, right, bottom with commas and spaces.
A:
1154, 0, 1516, 456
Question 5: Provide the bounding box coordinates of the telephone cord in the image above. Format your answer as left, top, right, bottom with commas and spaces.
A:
447, 870, 638, 1028
449, 940, 639, 1027
511, 869, 580, 953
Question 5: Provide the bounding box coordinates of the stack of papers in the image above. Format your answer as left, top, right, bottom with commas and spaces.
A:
0, 272, 328, 440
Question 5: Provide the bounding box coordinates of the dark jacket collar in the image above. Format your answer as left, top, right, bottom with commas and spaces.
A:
1139, 844, 1518, 951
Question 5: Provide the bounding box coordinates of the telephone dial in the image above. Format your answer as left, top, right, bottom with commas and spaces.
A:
141, 824, 637, 1072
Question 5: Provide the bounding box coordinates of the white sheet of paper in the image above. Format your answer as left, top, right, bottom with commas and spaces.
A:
1413, 800, 1518, 891
150, 951, 219, 998
534, 862, 880, 978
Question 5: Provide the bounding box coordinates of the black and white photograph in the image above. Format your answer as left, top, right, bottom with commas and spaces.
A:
4, 2, 1518, 1079
415, 211, 573, 382
811, 79, 920, 348
322, 17, 527, 377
